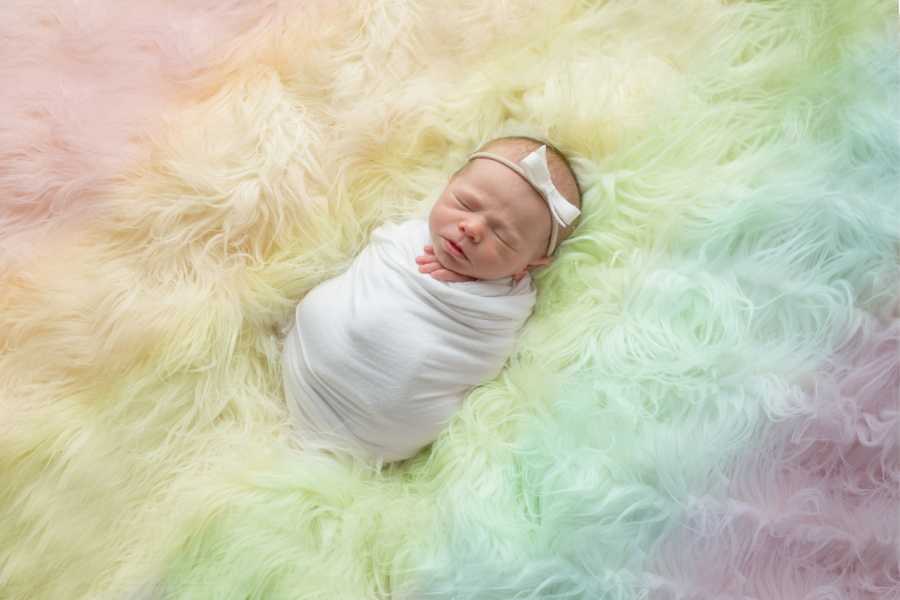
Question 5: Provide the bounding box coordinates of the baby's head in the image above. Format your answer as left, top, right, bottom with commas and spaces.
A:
428, 136, 582, 281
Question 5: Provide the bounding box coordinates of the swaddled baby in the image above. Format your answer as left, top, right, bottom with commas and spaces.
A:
281, 136, 582, 463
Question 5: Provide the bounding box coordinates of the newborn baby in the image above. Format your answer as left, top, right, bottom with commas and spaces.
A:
281, 136, 582, 464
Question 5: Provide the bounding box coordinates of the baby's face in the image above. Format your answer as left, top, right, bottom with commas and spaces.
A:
428, 158, 553, 281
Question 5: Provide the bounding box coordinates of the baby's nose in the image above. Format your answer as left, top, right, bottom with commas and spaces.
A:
459, 219, 483, 239
462, 217, 484, 234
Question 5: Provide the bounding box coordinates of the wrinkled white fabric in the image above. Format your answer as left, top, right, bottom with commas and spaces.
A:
281, 218, 536, 463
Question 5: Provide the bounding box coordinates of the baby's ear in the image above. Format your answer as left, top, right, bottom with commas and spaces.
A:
528, 255, 554, 269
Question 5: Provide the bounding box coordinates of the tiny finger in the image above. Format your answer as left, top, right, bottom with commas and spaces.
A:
430, 269, 472, 283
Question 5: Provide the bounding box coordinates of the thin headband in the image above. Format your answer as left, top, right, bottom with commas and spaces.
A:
466, 145, 581, 256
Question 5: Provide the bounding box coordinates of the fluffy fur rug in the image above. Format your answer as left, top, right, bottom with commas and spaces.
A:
1, 1, 897, 598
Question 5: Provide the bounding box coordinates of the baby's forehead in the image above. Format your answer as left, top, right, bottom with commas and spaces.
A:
457, 166, 545, 218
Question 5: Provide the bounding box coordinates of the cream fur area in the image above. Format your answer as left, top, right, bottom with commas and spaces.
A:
1, 1, 897, 599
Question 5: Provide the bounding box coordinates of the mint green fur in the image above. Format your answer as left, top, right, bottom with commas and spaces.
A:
1, 1, 896, 599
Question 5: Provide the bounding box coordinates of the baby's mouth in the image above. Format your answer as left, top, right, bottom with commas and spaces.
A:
444, 237, 467, 260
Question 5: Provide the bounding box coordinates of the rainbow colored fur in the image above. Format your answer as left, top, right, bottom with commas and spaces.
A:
1, 1, 897, 598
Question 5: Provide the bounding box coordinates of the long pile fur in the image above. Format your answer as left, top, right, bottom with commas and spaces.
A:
1, 1, 897, 598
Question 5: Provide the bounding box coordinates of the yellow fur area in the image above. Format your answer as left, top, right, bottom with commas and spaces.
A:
1, 0, 893, 597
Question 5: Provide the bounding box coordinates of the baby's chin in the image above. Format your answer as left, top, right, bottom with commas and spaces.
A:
458, 263, 516, 282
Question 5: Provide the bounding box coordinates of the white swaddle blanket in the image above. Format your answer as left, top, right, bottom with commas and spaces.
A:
281, 218, 537, 463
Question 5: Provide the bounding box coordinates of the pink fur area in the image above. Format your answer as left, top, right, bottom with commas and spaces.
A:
643, 311, 900, 599
0, 0, 279, 243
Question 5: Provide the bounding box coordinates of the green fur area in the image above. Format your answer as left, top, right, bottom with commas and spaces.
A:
1, 1, 896, 598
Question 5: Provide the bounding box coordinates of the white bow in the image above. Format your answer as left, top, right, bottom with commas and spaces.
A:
518, 145, 581, 228
466, 143, 582, 256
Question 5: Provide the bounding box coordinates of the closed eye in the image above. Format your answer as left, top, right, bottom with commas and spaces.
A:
494, 227, 512, 248
456, 195, 514, 249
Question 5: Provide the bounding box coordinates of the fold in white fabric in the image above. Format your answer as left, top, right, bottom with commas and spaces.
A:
281, 218, 536, 463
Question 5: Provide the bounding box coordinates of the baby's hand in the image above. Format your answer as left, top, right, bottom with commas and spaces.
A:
415, 245, 477, 283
